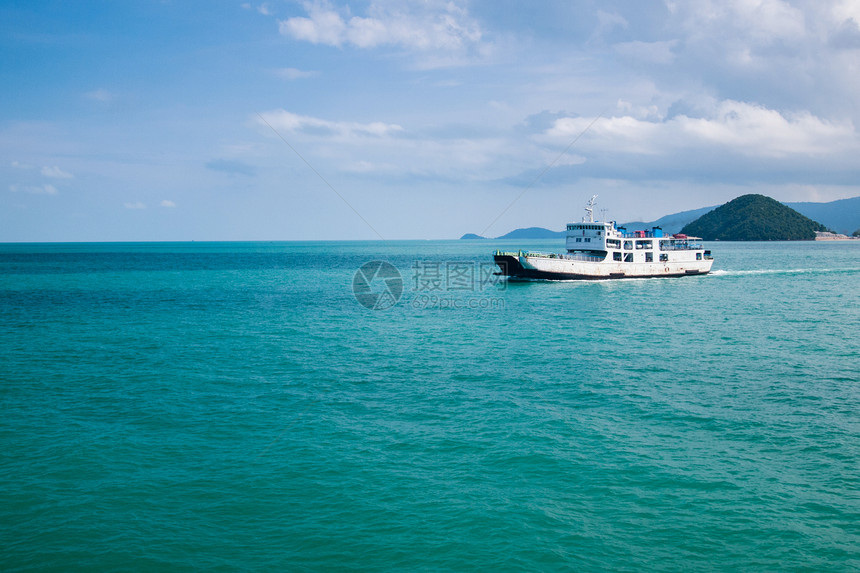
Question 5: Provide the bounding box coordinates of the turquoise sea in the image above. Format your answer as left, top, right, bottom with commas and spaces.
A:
2, 240, 859, 572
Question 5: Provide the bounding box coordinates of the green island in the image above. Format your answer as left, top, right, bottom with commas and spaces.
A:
681, 194, 829, 241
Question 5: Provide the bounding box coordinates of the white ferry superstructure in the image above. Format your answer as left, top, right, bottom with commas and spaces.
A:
493, 196, 714, 280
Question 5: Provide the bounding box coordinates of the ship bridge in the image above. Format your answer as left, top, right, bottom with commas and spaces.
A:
565, 222, 609, 252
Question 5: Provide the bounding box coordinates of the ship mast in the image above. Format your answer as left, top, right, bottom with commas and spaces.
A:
583, 195, 597, 223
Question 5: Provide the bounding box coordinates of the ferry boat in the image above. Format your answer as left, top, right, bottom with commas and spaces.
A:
494, 196, 713, 280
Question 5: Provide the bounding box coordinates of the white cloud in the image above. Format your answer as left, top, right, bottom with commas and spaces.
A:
281, 4, 345, 45
679, 101, 852, 156
544, 100, 857, 159
11, 161, 34, 170
279, 0, 483, 54
254, 97, 856, 190
833, 0, 860, 25
257, 107, 536, 180
10, 184, 58, 195
616, 100, 663, 121
274, 67, 318, 80
257, 3, 272, 16
124, 201, 146, 209
160, 200, 176, 208
593, 10, 629, 39
41, 165, 74, 179
258, 109, 403, 140
668, 0, 805, 43
829, 17, 860, 48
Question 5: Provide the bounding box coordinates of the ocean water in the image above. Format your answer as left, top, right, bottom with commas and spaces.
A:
1, 240, 858, 572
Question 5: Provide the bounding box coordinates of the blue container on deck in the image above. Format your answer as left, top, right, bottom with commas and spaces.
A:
653, 226, 663, 237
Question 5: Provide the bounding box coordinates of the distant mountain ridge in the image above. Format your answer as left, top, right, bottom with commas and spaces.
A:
614, 206, 718, 235
498, 227, 567, 239
784, 197, 860, 235
460, 196, 860, 239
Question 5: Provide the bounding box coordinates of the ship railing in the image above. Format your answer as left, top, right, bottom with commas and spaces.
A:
495, 250, 549, 257
618, 231, 663, 239
561, 253, 604, 262
495, 250, 602, 262
496, 250, 606, 263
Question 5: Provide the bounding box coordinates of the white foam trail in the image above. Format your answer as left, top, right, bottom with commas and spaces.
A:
709, 268, 860, 277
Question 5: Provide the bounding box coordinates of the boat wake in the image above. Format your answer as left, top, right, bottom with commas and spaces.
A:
710, 268, 860, 277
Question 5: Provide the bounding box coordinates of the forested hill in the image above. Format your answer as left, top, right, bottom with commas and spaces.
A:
680, 194, 828, 240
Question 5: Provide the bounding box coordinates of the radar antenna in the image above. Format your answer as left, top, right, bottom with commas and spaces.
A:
583, 195, 598, 223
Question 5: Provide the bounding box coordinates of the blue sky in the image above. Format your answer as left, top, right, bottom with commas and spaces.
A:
2, 0, 860, 240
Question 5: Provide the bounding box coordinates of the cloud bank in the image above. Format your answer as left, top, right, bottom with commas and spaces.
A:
279, 1, 485, 55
